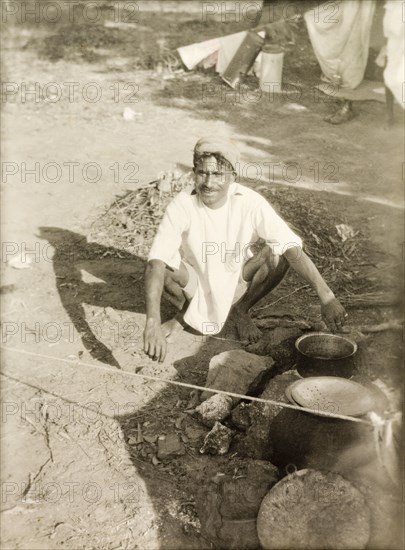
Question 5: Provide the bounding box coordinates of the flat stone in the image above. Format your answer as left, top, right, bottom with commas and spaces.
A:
157, 433, 185, 461
183, 417, 209, 445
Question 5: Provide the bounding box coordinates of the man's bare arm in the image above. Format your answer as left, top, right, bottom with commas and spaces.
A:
283, 246, 347, 331
143, 259, 167, 362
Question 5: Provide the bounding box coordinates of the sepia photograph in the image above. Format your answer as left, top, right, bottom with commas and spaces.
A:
1, 0, 404, 548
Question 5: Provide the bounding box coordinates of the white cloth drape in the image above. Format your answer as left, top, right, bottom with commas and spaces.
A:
304, 0, 377, 89
383, 1, 405, 108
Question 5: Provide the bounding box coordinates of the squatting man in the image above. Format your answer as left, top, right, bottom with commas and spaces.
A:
143, 136, 347, 362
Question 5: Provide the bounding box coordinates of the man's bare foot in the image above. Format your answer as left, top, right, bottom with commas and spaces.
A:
234, 308, 262, 343
161, 315, 185, 343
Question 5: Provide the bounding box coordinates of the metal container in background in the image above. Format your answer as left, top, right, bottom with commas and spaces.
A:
295, 332, 357, 378
259, 44, 284, 92
222, 31, 264, 89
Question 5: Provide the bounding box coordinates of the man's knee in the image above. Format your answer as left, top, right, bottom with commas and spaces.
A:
164, 264, 189, 293
243, 245, 283, 283
260, 245, 288, 272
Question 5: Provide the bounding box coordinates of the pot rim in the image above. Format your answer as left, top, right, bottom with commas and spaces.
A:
295, 332, 357, 360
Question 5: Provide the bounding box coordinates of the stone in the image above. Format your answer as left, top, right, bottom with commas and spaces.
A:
156, 433, 185, 461
196, 350, 274, 427
247, 326, 302, 353
230, 402, 252, 431
233, 370, 301, 460
183, 417, 209, 444
219, 462, 279, 519
200, 422, 235, 455
245, 329, 301, 371
246, 459, 279, 480
195, 394, 233, 428
201, 350, 275, 402
256, 318, 311, 330
218, 519, 258, 550
195, 458, 279, 549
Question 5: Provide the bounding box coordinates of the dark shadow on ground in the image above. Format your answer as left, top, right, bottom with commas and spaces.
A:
37, 227, 176, 367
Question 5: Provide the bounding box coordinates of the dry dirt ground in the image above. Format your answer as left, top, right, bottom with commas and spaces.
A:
1, 2, 404, 550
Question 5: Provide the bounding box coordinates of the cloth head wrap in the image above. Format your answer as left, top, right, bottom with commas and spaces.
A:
194, 136, 240, 171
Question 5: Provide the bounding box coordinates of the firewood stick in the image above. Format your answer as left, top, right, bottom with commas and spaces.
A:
356, 321, 403, 333
340, 321, 403, 334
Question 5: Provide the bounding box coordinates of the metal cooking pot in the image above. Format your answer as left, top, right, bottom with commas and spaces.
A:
295, 332, 357, 378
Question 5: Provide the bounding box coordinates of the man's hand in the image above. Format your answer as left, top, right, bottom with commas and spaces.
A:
321, 298, 348, 332
283, 248, 348, 333
143, 318, 167, 362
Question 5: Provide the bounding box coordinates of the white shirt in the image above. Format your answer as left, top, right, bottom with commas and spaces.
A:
148, 182, 302, 334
